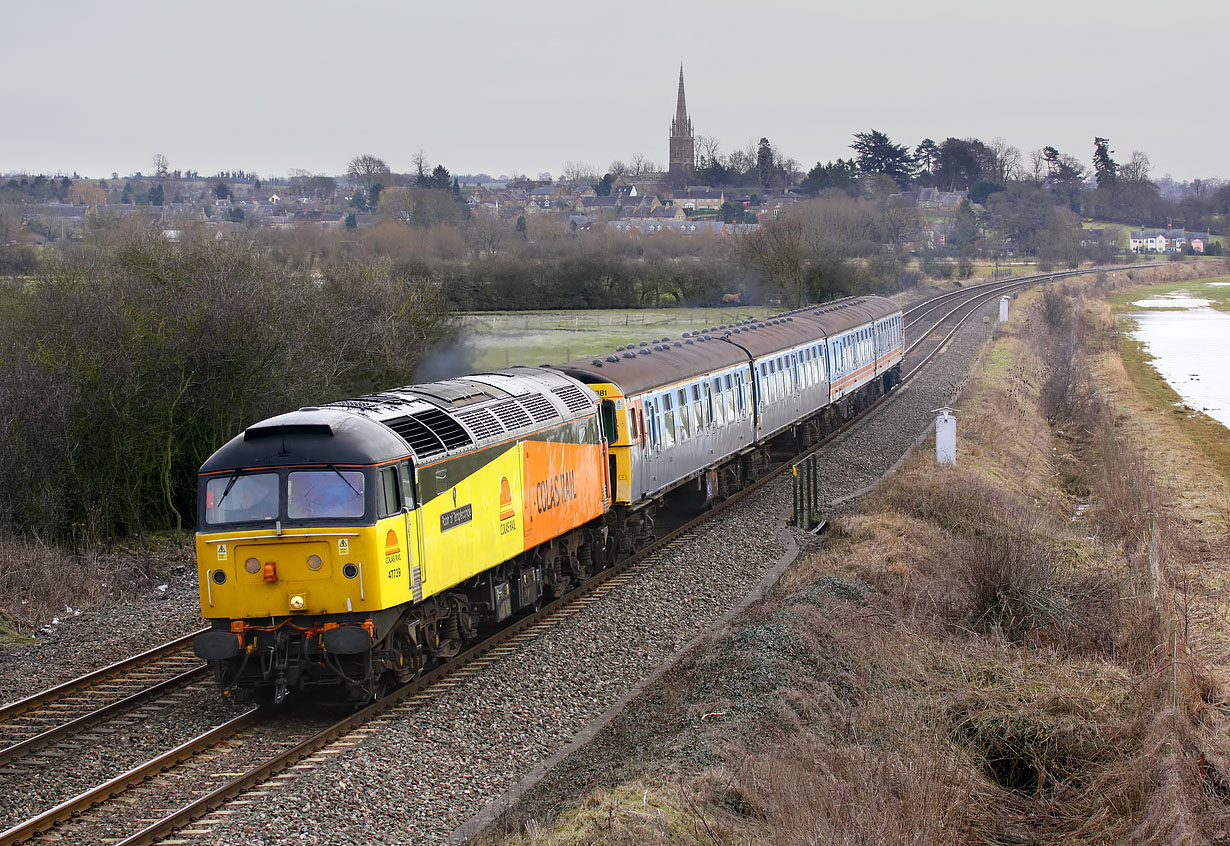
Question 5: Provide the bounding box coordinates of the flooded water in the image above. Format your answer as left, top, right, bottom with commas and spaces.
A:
1124, 291, 1230, 428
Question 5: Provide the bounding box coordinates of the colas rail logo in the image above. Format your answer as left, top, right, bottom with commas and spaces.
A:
499, 476, 517, 536
385, 529, 402, 563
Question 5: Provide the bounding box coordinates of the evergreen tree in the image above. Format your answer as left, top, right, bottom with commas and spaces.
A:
1093, 137, 1118, 189
799, 159, 859, 196
851, 129, 916, 189
915, 138, 939, 178
149, 183, 165, 206
756, 138, 774, 188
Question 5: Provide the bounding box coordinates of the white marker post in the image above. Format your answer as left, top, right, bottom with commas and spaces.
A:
933, 406, 957, 466
999, 295, 1010, 323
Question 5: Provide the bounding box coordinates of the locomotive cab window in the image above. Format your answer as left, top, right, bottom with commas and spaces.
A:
399, 462, 417, 508
288, 469, 366, 520
600, 400, 618, 443
205, 472, 279, 525
378, 466, 402, 517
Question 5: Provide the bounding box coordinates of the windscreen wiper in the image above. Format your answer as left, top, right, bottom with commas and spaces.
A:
327, 464, 361, 496
214, 470, 241, 508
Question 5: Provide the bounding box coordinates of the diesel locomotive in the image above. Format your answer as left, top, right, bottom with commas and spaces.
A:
193, 296, 903, 704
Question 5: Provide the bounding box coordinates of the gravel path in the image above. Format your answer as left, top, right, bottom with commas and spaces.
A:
180, 298, 1000, 846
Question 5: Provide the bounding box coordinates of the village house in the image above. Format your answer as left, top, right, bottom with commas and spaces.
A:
1129, 228, 1212, 253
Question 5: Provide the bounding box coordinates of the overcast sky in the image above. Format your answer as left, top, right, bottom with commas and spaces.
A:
2, 0, 1224, 183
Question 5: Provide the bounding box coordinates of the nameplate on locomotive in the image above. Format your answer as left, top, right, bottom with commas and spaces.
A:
440, 504, 473, 531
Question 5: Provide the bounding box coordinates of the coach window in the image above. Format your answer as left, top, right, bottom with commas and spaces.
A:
661, 393, 676, 447
710, 379, 724, 425
628, 406, 640, 442
692, 384, 705, 427
676, 388, 691, 440
644, 398, 659, 449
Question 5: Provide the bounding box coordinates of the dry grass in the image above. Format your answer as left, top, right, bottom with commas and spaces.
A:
0, 534, 166, 637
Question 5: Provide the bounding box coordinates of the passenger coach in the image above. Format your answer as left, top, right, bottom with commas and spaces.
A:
554, 295, 903, 513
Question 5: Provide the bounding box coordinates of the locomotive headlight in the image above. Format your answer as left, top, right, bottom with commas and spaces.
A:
307, 554, 323, 571
288, 594, 306, 611
244, 557, 261, 574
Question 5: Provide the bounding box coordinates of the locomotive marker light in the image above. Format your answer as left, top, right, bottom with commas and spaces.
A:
933, 407, 957, 466
289, 594, 306, 611
262, 562, 277, 582
244, 557, 261, 574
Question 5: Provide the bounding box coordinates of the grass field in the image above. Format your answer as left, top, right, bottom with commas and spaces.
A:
1102, 274, 1230, 482
1105, 274, 1230, 313
457, 307, 777, 369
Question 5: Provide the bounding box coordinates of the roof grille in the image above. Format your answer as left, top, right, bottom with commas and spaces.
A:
455, 407, 505, 442
384, 416, 445, 458
327, 398, 384, 412
552, 384, 593, 415
414, 407, 473, 450
383, 408, 474, 457
492, 401, 533, 431
518, 393, 561, 425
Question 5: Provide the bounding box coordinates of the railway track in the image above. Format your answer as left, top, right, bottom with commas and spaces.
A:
0, 266, 1127, 845
0, 631, 209, 771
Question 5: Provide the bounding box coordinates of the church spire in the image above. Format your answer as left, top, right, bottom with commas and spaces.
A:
668, 63, 695, 179
671, 63, 691, 139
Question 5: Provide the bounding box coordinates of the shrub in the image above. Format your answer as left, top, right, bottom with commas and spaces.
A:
0, 222, 453, 541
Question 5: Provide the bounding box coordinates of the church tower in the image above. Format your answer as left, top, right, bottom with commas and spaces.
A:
668, 64, 695, 180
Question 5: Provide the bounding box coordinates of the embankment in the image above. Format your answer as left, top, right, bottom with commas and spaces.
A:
479, 262, 1230, 845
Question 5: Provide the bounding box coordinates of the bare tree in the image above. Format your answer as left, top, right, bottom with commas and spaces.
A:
560, 161, 598, 187
464, 213, 512, 257
629, 153, 659, 177
738, 215, 809, 308
986, 138, 1022, 183
1121, 151, 1152, 184
411, 149, 430, 184
606, 160, 627, 180
347, 155, 391, 192
695, 134, 722, 163
726, 148, 754, 180
1026, 149, 1047, 185
152, 153, 170, 179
